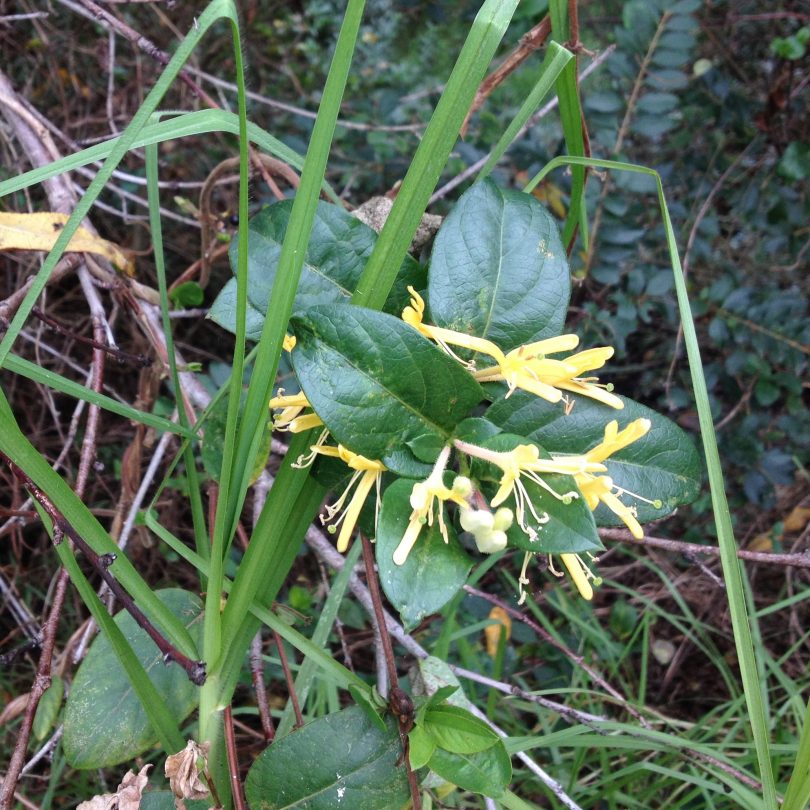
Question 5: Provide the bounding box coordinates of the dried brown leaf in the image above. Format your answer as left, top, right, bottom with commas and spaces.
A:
165, 740, 211, 801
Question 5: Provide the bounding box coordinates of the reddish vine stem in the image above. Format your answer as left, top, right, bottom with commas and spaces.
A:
271, 628, 304, 730
359, 535, 421, 810
250, 633, 275, 743
224, 704, 248, 810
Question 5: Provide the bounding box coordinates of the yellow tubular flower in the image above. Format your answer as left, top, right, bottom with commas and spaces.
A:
474, 341, 623, 409
552, 418, 653, 539
283, 334, 297, 352
269, 390, 324, 433
454, 440, 585, 543
393, 446, 469, 565
402, 287, 507, 369
559, 553, 597, 601
310, 444, 386, 553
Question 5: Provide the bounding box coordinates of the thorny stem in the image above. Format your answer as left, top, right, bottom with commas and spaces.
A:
0, 453, 207, 686
224, 705, 248, 810
359, 536, 421, 810
272, 628, 304, 730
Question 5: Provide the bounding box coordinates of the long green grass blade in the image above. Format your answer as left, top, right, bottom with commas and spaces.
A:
0, 109, 340, 201
352, 0, 520, 310
144, 131, 209, 571
3, 353, 193, 438
526, 155, 778, 807
54, 532, 185, 756
479, 42, 573, 180
276, 540, 362, 736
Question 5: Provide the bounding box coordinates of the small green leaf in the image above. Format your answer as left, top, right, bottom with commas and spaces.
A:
63, 589, 202, 769
290, 305, 484, 472
349, 684, 387, 732
208, 200, 425, 338
423, 705, 499, 754
428, 179, 569, 351
244, 705, 409, 810
408, 724, 437, 771
428, 742, 512, 797
377, 480, 472, 629
486, 392, 702, 524
169, 281, 204, 309
33, 676, 63, 741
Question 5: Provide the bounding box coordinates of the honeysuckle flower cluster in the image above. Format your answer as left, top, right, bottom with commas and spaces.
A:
269, 293, 663, 602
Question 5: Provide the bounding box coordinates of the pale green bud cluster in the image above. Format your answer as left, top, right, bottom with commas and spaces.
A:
459, 506, 514, 554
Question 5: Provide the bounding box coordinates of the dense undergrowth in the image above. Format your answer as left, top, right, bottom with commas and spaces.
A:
0, 1, 808, 808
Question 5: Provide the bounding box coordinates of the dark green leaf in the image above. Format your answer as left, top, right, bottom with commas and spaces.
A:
348, 684, 387, 732
486, 392, 702, 524
140, 794, 209, 810
423, 705, 499, 754
244, 705, 409, 810
377, 479, 472, 629
428, 742, 512, 797
63, 589, 202, 769
428, 179, 569, 351
208, 200, 425, 338
290, 305, 484, 472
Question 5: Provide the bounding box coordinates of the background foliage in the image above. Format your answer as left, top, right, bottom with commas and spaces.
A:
0, 0, 808, 808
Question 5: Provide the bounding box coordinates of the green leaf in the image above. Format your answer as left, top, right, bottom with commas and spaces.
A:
201, 391, 272, 484
63, 589, 202, 769
244, 705, 409, 810
423, 705, 499, 754
140, 794, 209, 810
208, 200, 424, 339
427, 179, 569, 351
169, 281, 204, 308
428, 742, 512, 797
486, 391, 702, 524
33, 676, 63, 741
377, 479, 472, 629
408, 723, 436, 770
290, 304, 484, 472
475, 434, 603, 554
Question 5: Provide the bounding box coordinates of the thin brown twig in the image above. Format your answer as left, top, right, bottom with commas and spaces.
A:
0, 453, 207, 685
223, 704, 248, 810
463, 584, 648, 725
271, 628, 303, 730
600, 527, 810, 568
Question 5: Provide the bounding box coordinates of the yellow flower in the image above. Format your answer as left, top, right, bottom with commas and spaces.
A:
283, 334, 296, 352
269, 390, 324, 433
473, 341, 623, 409
393, 446, 470, 565
553, 418, 655, 539
556, 553, 600, 601
402, 287, 622, 409
454, 439, 585, 543
402, 287, 506, 370
309, 444, 386, 553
